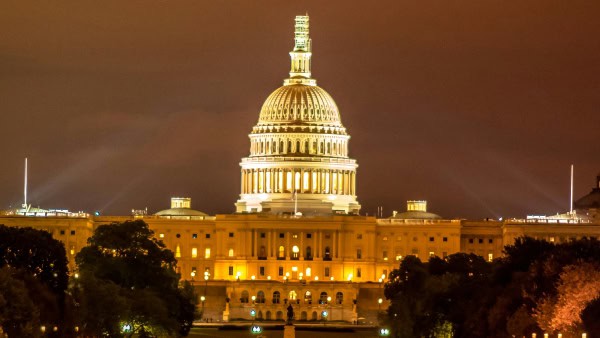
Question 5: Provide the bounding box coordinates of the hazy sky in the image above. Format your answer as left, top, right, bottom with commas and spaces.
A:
1, 1, 598, 219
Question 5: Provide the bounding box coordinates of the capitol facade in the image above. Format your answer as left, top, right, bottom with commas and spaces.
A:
1, 15, 599, 323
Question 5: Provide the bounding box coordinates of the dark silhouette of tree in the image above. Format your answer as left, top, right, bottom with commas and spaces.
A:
75, 220, 194, 337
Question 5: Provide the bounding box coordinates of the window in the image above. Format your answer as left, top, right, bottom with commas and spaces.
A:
305, 246, 312, 259
70, 230, 76, 235
228, 248, 234, 257
60, 230, 65, 235
259, 246, 266, 259
69, 246, 75, 255
278, 246, 285, 259
260, 232, 266, 238
488, 239, 493, 244
306, 233, 312, 239
324, 267, 330, 277
324, 247, 331, 260
356, 268, 361, 278
395, 254, 402, 261
304, 291, 312, 304
205, 233, 211, 239
413, 237, 418, 242
320, 292, 328, 304
382, 251, 388, 260
305, 267, 311, 276
176, 233, 181, 238
429, 237, 434, 242
549, 237, 555, 242
259, 266, 265, 276
488, 253, 493, 262
469, 238, 474, 244
175, 245, 181, 258
191, 247, 198, 258
205, 248, 211, 259
159, 233, 165, 238
241, 290, 249, 303
336, 292, 343, 304
478, 238, 483, 244
279, 233, 285, 238
273, 291, 281, 304
443, 237, 448, 242
229, 232, 234, 238
443, 252, 448, 258
257, 291, 265, 303
192, 233, 198, 239
429, 251, 435, 257
228, 266, 234, 276
356, 234, 363, 239
383, 236, 388, 241
292, 245, 299, 259
289, 290, 297, 301
278, 266, 284, 276
356, 249, 362, 259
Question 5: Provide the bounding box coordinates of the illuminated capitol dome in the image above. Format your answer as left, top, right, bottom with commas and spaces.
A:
236, 15, 360, 215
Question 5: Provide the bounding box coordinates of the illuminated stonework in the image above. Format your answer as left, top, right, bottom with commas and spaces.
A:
236, 15, 360, 215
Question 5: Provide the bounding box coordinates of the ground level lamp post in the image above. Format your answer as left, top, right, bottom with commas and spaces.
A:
200, 296, 206, 320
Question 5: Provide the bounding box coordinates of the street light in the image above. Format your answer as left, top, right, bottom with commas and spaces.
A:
252, 295, 256, 304
378, 298, 383, 312
200, 296, 206, 320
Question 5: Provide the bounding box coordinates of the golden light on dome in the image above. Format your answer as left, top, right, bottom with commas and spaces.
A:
235, 14, 361, 215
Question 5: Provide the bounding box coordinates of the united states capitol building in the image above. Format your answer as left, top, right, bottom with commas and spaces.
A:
1, 15, 599, 323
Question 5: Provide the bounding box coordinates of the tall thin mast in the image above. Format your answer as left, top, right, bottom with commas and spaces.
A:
570, 164, 574, 214
24, 157, 28, 207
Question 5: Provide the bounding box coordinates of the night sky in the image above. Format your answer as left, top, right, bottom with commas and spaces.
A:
1, 1, 599, 219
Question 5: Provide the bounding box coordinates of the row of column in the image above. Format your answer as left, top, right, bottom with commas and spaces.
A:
241, 168, 356, 195
250, 138, 347, 157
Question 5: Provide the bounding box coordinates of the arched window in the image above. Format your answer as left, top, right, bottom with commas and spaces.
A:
305, 246, 312, 260
296, 140, 301, 153
257, 290, 265, 303
228, 248, 234, 257
175, 245, 181, 258
241, 290, 249, 303
292, 245, 299, 260
273, 291, 281, 304
336, 292, 343, 304
295, 172, 301, 191
289, 290, 297, 300
320, 292, 328, 304
304, 291, 312, 304
278, 245, 285, 259
324, 246, 331, 260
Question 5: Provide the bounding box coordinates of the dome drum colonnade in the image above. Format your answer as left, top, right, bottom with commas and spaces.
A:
236, 15, 360, 215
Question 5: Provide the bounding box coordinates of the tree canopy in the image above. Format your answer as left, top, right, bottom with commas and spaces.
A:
75, 220, 194, 337
383, 237, 600, 337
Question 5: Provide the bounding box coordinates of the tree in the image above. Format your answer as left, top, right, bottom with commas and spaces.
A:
0, 267, 40, 337
0, 225, 69, 336
75, 220, 194, 337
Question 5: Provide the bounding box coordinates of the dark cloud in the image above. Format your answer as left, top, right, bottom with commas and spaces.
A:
1, 0, 598, 218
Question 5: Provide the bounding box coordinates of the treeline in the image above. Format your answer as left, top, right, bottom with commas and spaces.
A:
0, 221, 195, 338
383, 237, 600, 337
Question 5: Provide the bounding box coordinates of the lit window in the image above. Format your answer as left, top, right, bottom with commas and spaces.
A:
229, 248, 234, 257
306, 267, 311, 276
488, 253, 493, 262
175, 245, 181, 258
395, 255, 402, 261
205, 248, 211, 259
382, 236, 388, 241
429, 251, 435, 257
159, 233, 165, 238
382, 251, 388, 260
549, 237, 555, 242
191, 247, 198, 258
292, 245, 299, 259
278, 246, 285, 258
70, 246, 75, 255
